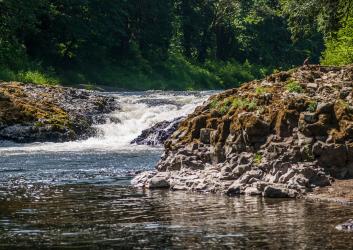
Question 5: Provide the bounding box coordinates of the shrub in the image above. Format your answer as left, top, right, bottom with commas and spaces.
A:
285, 80, 303, 93
232, 98, 257, 111
0, 66, 60, 86
321, 18, 353, 66
205, 60, 271, 89
218, 105, 229, 115
307, 101, 318, 112
209, 99, 231, 115
253, 153, 262, 165
210, 99, 219, 109
255, 86, 267, 95
246, 100, 257, 111
0, 53, 272, 90
17, 70, 59, 85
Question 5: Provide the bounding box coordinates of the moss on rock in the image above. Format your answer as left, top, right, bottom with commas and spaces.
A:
133, 65, 353, 197
0, 82, 117, 142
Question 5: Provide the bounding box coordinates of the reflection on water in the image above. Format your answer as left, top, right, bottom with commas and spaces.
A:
1, 185, 353, 249
0, 150, 161, 188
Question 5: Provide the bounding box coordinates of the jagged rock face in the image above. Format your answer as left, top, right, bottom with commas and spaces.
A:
0, 82, 118, 143
131, 117, 184, 146
133, 65, 353, 198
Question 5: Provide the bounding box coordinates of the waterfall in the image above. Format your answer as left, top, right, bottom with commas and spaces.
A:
0, 91, 213, 154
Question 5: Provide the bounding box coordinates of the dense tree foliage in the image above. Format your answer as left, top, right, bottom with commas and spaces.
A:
281, 0, 353, 36
281, 0, 353, 65
322, 18, 353, 65
0, 0, 350, 89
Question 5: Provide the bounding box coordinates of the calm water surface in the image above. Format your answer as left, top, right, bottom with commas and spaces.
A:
1, 92, 353, 249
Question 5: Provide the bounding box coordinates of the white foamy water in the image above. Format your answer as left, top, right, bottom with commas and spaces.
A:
0, 91, 213, 155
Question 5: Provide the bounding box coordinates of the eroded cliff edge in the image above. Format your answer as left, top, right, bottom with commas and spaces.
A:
0, 82, 117, 143
133, 65, 353, 198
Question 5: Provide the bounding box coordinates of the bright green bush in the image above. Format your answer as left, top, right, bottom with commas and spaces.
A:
255, 86, 267, 95
209, 99, 230, 115
232, 98, 257, 111
307, 101, 318, 112
17, 70, 59, 85
253, 153, 262, 165
321, 18, 353, 66
0, 53, 271, 90
0, 66, 59, 85
285, 80, 303, 93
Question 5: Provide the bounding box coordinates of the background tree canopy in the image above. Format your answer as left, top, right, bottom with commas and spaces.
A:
0, 0, 351, 90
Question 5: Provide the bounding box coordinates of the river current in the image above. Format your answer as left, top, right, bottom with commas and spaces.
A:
1, 91, 353, 249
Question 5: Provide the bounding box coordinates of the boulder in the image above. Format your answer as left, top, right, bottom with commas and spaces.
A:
226, 182, 242, 196
316, 102, 334, 114
148, 173, 170, 189
263, 185, 290, 198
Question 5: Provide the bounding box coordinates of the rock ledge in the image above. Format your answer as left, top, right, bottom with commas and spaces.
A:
133, 65, 353, 198
0, 82, 118, 142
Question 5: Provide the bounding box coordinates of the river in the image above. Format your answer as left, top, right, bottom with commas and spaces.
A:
1, 91, 353, 249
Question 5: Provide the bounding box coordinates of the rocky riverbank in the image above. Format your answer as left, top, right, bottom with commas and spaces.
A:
133, 65, 353, 198
0, 82, 118, 142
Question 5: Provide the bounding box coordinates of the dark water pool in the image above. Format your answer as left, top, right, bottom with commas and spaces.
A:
1, 151, 353, 249
1, 183, 353, 249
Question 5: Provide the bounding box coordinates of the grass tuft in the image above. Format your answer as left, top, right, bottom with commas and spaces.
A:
253, 153, 263, 165
285, 80, 303, 93
307, 101, 318, 112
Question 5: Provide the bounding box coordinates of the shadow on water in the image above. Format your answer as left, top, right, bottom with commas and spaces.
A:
1, 185, 353, 249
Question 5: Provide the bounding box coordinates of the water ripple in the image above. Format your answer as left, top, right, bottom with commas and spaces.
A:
0, 185, 352, 249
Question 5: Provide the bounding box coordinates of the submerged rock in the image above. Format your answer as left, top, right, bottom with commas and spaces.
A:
0, 82, 118, 143
336, 219, 353, 232
133, 65, 353, 198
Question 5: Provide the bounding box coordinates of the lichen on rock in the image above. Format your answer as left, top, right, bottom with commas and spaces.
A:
133, 65, 353, 198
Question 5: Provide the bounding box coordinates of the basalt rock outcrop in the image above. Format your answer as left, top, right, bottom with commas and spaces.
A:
133, 65, 353, 198
0, 82, 118, 143
131, 117, 184, 146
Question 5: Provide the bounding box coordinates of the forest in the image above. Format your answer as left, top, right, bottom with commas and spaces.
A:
0, 0, 352, 90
